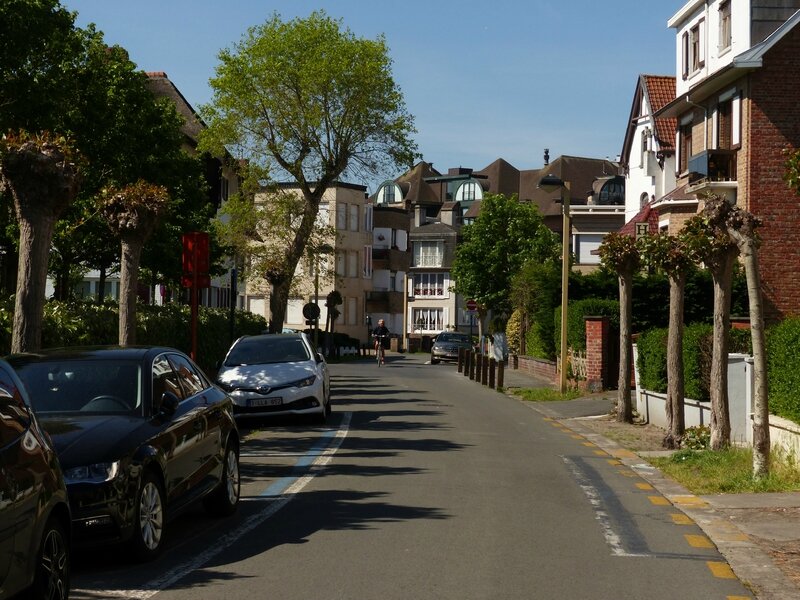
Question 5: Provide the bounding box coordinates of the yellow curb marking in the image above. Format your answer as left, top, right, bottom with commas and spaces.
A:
635, 483, 654, 491
648, 496, 671, 506
685, 534, 715, 548
571, 435, 584, 440
610, 449, 638, 459
671, 513, 694, 525
593, 450, 607, 456
606, 459, 621, 466
542, 417, 553, 422
726, 596, 751, 600
618, 471, 637, 477
707, 561, 736, 579
717, 532, 749, 542
582, 442, 596, 447
672, 495, 708, 507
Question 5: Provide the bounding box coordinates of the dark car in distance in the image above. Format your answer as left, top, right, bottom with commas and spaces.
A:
430, 332, 473, 364
8, 347, 241, 562
0, 359, 71, 600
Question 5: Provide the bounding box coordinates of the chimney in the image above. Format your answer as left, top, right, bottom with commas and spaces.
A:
543, 148, 550, 166
414, 205, 426, 228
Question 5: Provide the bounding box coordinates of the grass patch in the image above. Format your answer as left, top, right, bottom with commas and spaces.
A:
512, 387, 582, 402
649, 447, 800, 494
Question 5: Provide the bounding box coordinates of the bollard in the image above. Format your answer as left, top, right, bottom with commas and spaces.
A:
489, 358, 496, 389
464, 350, 471, 377
471, 352, 478, 380
481, 355, 489, 385
457, 348, 464, 373
497, 360, 504, 389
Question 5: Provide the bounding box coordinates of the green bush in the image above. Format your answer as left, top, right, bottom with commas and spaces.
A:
0, 300, 268, 376
767, 317, 800, 423
635, 327, 668, 393
554, 298, 620, 355
637, 323, 753, 402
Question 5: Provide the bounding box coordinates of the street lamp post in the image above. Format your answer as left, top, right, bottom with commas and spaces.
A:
538, 174, 571, 395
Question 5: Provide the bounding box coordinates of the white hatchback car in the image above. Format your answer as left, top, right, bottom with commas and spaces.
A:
216, 333, 331, 422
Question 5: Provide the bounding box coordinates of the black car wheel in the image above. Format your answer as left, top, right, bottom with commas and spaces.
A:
130, 470, 165, 562
26, 517, 70, 600
204, 441, 240, 517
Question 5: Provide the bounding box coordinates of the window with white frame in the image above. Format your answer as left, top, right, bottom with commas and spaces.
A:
336, 252, 346, 276
347, 251, 358, 278
336, 204, 347, 229
719, 1, 731, 51
362, 245, 373, 278
682, 20, 705, 78
412, 308, 444, 332
349, 204, 359, 232
575, 234, 603, 265
364, 204, 373, 231
412, 273, 447, 297
458, 181, 480, 202
413, 241, 443, 267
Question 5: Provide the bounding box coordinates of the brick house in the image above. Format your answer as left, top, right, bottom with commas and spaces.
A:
655, 2, 800, 321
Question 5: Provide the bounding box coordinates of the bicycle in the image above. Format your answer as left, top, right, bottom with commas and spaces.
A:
373, 334, 388, 366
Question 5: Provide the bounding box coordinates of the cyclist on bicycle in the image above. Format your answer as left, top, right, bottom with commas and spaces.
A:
372, 319, 390, 365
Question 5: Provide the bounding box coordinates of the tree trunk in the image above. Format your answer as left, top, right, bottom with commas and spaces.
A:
12, 216, 55, 353
268, 277, 292, 333
730, 230, 770, 477
617, 269, 634, 423
709, 249, 736, 450
664, 273, 686, 448
119, 235, 144, 346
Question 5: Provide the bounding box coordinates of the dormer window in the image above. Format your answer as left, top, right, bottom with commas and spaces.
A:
456, 180, 482, 203
377, 182, 402, 204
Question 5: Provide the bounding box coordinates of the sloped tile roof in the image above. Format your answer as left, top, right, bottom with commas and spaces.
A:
619, 202, 660, 236
145, 71, 203, 144
642, 75, 677, 151
474, 158, 520, 196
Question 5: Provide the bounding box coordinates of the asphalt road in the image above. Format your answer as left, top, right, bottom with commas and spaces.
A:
69, 353, 753, 599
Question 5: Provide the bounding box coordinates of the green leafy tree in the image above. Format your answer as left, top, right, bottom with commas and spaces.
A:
199, 10, 417, 332
597, 232, 640, 423
452, 193, 560, 342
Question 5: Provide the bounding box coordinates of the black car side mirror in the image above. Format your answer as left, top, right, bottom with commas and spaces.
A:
159, 392, 180, 416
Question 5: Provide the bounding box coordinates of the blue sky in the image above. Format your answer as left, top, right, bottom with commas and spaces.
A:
62, 0, 679, 191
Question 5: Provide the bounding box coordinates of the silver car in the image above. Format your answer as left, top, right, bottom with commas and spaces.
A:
216, 333, 331, 422
430, 332, 473, 364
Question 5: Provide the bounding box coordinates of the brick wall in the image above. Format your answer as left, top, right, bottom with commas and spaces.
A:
748, 24, 800, 322
516, 355, 557, 382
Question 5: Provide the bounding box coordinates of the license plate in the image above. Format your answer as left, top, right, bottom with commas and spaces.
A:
249, 397, 282, 407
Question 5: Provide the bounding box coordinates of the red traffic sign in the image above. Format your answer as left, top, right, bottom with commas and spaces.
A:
466, 299, 478, 311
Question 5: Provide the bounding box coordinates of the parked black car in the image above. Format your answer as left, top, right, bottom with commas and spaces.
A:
7, 347, 240, 562
0, 358, 71, 600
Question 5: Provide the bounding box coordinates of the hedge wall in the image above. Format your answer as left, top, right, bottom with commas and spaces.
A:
0, 299, 268, 376
766, 317, 800, 423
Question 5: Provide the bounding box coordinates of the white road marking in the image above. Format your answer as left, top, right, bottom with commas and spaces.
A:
83, 412, 352, 600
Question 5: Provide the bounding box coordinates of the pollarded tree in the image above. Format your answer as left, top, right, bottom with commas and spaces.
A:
100, 181, 169, 345
638, 232, 696, 448
199, 11, 418, 332
597, 232, 640, 423
0, 132, 81, 352
452, 193, 561, 342
682, 199, 740, 450
702, 195, 769, 477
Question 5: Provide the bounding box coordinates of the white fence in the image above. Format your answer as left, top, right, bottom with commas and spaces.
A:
633, 347, 800, 455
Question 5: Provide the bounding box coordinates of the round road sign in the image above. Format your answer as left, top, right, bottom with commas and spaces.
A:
466, 299, 478, 311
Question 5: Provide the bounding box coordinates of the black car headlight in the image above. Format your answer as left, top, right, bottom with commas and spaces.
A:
289, 375, 317, 388
64, 461, 120, 484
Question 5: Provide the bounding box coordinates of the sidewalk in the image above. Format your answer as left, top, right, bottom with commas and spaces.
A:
500, 366, 800, 600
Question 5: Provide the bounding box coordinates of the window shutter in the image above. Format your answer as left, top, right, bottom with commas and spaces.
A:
732, 94, 741, 147
443, 273, 450, 299
443, 307, 449, 330
711, 107, 718, 149
698, 19, 705, 66
682, 32, 689, 79
675, 130, 681, 173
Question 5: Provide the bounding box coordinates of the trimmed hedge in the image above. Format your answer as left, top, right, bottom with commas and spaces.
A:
767, 317, 800, 423
636, 323, 752, 402
554, 298, 620, 354
0, 299, 268, 376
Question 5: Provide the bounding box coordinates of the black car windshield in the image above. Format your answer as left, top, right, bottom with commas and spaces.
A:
226, 337, 311, 366
14, 359, 142, 415
437, 333, 470, 343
